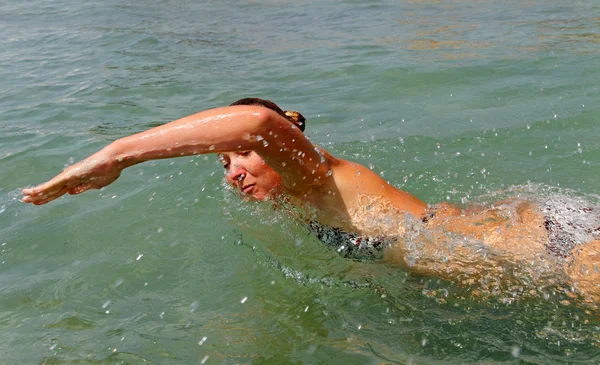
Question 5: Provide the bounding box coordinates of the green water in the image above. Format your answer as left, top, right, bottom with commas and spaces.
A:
1, 0, 599, 363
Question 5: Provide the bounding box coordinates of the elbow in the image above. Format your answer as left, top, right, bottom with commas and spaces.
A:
253, 108, 274, 132
230, 106, 292, 151
245, 107, 281, 136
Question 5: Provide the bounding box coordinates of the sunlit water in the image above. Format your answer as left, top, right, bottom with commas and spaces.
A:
1, 0, 600, 363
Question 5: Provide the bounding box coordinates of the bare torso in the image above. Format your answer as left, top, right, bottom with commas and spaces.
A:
21, 104, 599, 305
293, 157, 599, 305
290, 156, 428, 234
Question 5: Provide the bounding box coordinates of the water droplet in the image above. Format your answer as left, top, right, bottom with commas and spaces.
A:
241, 297, 248, 304
208, 145, 215, 150
136, 254, 143, 261
198, 336, 208, 345
102, 300, 112, 309
511, 346, 521, 358
190, 301, 199, 312
201, 355, 209, 364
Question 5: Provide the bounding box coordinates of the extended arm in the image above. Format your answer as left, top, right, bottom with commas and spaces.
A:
22, 105, 329, 205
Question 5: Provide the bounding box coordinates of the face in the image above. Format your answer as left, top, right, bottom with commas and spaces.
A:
218, 151, 282, 201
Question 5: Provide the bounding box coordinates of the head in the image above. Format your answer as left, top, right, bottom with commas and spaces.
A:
229, 97, 305, 131
219, 98, 306, 200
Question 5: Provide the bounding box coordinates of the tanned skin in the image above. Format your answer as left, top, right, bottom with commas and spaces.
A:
22, 103, 600, 305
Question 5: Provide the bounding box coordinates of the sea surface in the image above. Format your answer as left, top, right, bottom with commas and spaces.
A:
1, 0, 600, 364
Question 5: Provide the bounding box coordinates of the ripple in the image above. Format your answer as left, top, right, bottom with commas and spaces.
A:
44, 315, 96, 330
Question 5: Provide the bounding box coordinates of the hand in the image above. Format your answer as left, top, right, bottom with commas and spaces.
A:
22, 151, 122, 205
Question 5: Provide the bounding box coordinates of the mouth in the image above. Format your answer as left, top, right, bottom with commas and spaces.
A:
241, 184, 255, 194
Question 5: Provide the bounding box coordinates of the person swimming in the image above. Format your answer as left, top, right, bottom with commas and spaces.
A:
21, 98, 600, 304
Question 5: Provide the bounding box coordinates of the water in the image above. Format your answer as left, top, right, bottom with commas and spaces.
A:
1, 0, 600, 363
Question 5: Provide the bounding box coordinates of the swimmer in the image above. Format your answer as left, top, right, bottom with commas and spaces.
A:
21, 98, 600, 304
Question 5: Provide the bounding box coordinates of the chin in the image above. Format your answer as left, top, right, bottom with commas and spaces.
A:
252, 193, 269, 201
242, 195, 260, 202
252, 188, 278, 202
241, 191, 266, 202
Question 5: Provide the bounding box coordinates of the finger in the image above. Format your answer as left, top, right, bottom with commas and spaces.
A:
23, 176, 72, 200
37, 179, 68, 196
22, 189, 57, 203
31, 186, 71, 205
22, 193, 50, 203
22, 185, 53, 199
21, 195, 38, 203
68, 183, 94, 195
22, 186, 45, 197
33, 199, 51, 206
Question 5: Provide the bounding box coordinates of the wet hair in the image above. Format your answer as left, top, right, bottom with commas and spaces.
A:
230, 97, 306, 132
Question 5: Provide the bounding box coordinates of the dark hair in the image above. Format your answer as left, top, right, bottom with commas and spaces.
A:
230, 97, 306, 132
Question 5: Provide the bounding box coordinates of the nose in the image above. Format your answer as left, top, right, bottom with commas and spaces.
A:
225, 164, 246, 186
